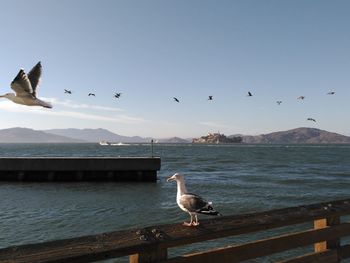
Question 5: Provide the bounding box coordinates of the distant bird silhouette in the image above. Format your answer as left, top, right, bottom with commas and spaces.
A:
327, 91, 335, 95
208, 96, 213, 101
173, 97, 180, 103
297, 96, 305, 100
114, 93, 122, 99
88, 93, 95, 96
64, 89, 72, 94
307, 118, 316, 122
0, 61, 52, 108
276, 101, 282, 105
247, 91, 253, 97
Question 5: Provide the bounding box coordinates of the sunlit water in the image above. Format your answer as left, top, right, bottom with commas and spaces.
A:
0, 143, 350, 262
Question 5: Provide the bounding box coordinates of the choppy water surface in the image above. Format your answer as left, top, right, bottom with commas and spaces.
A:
0, 143, 350, 262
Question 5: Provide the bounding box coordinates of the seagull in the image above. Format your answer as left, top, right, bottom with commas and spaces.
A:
297, 96, 305, 100
64, 89, 72, 94
173, 97, 180, 103
208, 95, 213, 101
327, 91, 335, 95
114, 92, 122, 99
88, 93, 95, 96
276, 101, 282, 105
0, 62, 52, 108
167, 173, 221, 227
247, 91, 253, 97
307, 118, 316, 122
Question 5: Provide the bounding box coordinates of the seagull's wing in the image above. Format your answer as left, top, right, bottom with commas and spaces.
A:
27, 62, 42, 96
179, 193, 208, 213
11, 69, 34, 97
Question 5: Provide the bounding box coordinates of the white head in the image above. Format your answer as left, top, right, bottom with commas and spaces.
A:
167, 172, 184, 182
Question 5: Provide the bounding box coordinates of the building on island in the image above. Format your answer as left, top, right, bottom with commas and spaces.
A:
192, 133, 242, 144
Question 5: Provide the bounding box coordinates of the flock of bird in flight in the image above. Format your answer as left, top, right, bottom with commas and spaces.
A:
0, 62, 337, 124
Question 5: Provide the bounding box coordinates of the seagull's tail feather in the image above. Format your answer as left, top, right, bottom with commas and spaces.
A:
197, 204, 221, 216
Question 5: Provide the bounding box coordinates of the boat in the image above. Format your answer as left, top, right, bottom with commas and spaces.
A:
99, 141, 111, 146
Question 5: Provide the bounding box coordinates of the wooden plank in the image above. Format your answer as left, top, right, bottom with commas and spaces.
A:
163, 222, 350, 263
1, 199, 350, 263
277, 249, 338, 263
279, 244, 350, 263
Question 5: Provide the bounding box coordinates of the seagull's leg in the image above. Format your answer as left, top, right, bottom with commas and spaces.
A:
192, 214, 200, 226
183, 213, 194, 226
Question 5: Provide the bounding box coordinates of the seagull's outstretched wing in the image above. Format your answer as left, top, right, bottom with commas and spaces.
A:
11, 69, 34, 97
27, 62, 42, 97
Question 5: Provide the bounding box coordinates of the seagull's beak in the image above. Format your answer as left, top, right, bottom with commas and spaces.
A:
166, 176, 175, 182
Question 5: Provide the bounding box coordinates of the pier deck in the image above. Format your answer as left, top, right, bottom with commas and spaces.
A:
0, 157, 161, 182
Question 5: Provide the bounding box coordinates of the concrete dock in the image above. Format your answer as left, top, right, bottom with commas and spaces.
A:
0, 157, 161, 182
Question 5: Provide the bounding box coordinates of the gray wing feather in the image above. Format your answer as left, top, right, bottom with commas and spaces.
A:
27, 62, 42, 97
11, 69, 34, 97
179, 193, 208, 213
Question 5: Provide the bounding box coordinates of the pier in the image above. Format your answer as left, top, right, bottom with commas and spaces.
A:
0, 157, 161, 182
1, 198, 350, 262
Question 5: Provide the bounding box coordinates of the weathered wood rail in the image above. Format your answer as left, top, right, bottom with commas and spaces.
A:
2, 198, 350, 263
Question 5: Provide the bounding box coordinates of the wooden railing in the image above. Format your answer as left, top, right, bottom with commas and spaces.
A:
2, 198, 350, 263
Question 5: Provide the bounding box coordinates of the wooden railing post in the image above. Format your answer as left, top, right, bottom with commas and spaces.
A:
129, 246, 167, 263
314, 216, 341, 261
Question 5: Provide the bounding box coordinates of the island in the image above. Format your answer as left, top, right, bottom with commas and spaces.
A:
192, 133, 243, 144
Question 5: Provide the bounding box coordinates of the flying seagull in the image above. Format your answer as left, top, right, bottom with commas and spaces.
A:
64, 89, 72, 94
327, 91, 335, 95
114, 92, 122, 99
208, 95, 213, 101
307, 118, 316, 122
0, 62, 52, 108
167, 173, 220, 226
173, 97, 180, 103
247, 91, 253, 97
297, 96, 305, 100
88, 93, 95, 96
276, 101, 282, 105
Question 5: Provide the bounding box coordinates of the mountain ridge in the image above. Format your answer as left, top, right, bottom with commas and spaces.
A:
0, 127, 348, 143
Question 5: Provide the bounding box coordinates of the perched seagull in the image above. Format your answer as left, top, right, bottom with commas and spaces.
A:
307, 118, 316, 122
276, 101, 282, 105
167, 173, 221, 227
297, 96, 305, 100
173, 97, 180, 103
208, 95, 213, 101
247, 91, 253, 97
64, 89, 72, 94
88, 93, 95, 96
114, 92, 122, 99
327, 91, 335, 95
0, 62, 52, 108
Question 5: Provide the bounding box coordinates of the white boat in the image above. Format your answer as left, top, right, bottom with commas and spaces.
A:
99, 141, 111, 146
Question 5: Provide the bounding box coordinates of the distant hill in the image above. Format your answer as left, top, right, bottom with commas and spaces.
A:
156, 137, 191, 143
0, 128, 84, 143
239, 127, 350, 144
45, 128, 153, 143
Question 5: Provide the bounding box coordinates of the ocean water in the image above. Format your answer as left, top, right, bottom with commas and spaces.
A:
0, 143, 350, 262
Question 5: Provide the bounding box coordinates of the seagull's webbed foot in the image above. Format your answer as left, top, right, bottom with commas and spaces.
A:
183, 221, 193, 226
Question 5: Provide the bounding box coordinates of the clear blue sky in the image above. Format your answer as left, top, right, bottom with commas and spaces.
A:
0, 0, 349, 138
